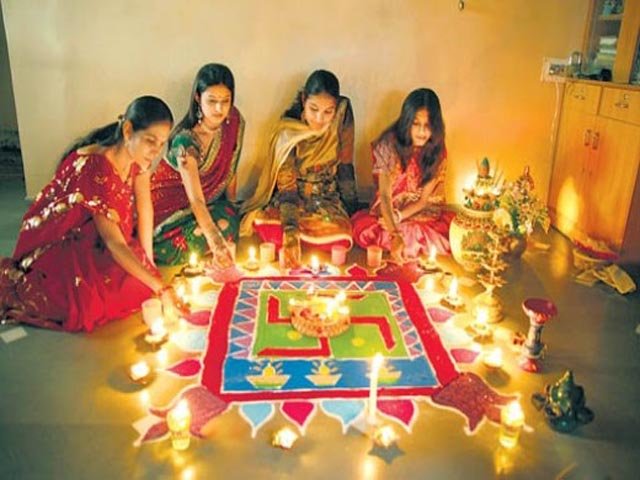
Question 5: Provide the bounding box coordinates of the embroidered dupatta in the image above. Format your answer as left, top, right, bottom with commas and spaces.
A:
151, 107, 244, 227
240, 97, 353, 234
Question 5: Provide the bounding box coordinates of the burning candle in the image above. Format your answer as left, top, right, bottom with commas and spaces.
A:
306, 285, 316, 298
483, 348, 504, 369
441, 276, 464, 310
368, 353, 384, 424
272, 427, 298, 449
145, 319, 168, 348
141, 298, 163, 328
183, 251, 204, 276
129, 360, 151, 383
499, 402, 525, 449
331, 245, 348, 266
189, 252, 199, 269
167, 399, 192, 450
245, 246, 259, 271
259, 242, 276, 263
473, 307, 492, 340
367, 246, 383, 268
310, 255, 320, 274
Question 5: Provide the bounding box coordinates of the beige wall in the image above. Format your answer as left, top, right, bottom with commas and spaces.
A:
2, 0, 588, 202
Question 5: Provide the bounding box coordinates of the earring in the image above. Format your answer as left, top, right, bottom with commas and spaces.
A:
225, 117, 230, 125
196, 107, 203, 123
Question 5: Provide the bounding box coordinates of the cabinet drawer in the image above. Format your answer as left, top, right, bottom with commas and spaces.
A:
564, 83, 601, 114
599, 88, 640, 125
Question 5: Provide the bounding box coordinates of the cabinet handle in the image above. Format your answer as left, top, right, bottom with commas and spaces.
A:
614, 100, 629, 109
583, 129, 591, 146
591, 131, 600, 150
573, 93, 586, 100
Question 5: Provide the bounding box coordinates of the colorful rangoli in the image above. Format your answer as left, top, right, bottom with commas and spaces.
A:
134, 264, 516, 445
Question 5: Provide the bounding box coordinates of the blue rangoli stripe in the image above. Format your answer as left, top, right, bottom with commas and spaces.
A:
321, 400, 366, 430
230, 327, 249, 339
239, 403, 275, 435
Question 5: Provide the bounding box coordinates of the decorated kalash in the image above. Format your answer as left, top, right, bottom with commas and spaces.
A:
129, 158, 594, 465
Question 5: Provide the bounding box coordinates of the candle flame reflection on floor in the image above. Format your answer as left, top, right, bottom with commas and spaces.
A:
361, 456, 378, 480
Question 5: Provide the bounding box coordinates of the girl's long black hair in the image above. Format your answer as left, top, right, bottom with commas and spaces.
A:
283, 69, 340, 119
378, 88, 446, 185
171, 63, 235, 143
60, 95, 173, 162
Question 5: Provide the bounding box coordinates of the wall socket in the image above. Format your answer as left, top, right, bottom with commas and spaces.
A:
541, 57, 569, 82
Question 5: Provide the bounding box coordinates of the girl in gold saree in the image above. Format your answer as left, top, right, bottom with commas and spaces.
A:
240, 70, 357, 267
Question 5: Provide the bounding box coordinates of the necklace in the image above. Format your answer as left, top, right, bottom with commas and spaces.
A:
197, 120, 219, 135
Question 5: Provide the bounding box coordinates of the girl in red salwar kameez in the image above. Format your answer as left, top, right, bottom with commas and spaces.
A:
0, 96, 184, 332
352, 88, 454, 262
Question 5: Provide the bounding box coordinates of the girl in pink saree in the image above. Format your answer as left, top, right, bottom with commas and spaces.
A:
352, 88, 454, 262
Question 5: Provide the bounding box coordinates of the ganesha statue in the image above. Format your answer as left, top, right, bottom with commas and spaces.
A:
531, 370, 594, 433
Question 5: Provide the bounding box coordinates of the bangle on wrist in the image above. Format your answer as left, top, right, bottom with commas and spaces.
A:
393, 209, 402, 223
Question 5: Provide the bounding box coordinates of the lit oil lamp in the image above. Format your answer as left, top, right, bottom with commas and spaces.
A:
167, 399, 192, 450
441, 276, 464, 311
272, 427, 298, 449
483, 347, 504, 370
128, 360, 152, 384
468, 307, 493, 343
245, 246, 259, 272
144, 319, 168, 349
423, 245, 440, 272
310, 255, 320, 275
372, 424, 398, 448
499, 401, 525, 449
182, 252, 204, 277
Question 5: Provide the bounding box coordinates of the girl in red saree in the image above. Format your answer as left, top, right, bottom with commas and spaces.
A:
0, 96, 184, 332
240, 70, 357, 267
352, 88, 454, 262
151, 64, 242, 266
